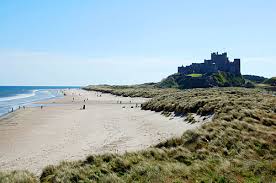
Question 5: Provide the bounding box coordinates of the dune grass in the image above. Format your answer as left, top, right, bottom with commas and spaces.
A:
1, 86, 275, 182
264, 77, 276, 86
0, 171, 37, 183
83, 85, 178, 98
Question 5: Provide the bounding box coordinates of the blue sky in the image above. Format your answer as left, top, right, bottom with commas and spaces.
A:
0, 0, 275, 86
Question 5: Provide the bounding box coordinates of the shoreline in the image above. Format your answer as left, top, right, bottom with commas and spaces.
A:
0, 88, 68, 118
0, 89, 205, 175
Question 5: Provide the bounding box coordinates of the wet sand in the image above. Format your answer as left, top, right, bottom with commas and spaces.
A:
0, 89, 204, 175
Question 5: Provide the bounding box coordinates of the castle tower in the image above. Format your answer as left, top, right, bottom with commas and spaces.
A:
233, 59, 241, 75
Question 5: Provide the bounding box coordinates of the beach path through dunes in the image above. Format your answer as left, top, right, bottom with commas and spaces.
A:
0, 89, 203, 175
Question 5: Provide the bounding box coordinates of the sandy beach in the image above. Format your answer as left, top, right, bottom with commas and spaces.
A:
0, 89, 204, 175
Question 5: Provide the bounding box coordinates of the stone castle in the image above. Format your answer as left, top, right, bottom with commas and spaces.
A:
178, 52, 241, 75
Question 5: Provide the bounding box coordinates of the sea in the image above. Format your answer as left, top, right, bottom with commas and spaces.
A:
0, 86, 79, 117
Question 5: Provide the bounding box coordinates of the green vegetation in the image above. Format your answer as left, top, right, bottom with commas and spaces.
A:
244, 81, 255, 88
243, 75, 267, 84
0, 171, 37, 183
1, 86, 275, 182
157, 72, 245, 89
264, 77, 276, 86
253, 77, 276, 92
186, 73, 203, 77
88, 72, 247, 91
158, 75, 179, 88
157, 73, 213, 89
83, 85, 177, 98
212, 72, 245, 87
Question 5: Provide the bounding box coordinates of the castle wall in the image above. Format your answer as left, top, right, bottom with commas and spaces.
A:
178, 63, 218, 75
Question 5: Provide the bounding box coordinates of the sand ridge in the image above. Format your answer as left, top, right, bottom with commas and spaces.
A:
0, 89, 203, 175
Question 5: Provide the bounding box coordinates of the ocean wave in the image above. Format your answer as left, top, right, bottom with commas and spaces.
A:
0, 90, 38, 102
39, 90, 57, 98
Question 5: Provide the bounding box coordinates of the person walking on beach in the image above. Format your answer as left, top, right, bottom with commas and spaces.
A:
41, 106, 43, 110
11, 108, 13, 112
83, 105, 86, 110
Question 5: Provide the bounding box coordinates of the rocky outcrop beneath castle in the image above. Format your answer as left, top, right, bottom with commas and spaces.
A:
157, 72, 245, 89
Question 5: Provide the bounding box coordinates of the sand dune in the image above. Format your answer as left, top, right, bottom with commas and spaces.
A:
0, 89, 203, 175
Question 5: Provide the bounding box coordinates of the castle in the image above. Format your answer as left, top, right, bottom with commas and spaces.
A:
178, 52, 241, 75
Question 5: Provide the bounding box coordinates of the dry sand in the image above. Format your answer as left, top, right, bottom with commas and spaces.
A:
0, 89, 204, 175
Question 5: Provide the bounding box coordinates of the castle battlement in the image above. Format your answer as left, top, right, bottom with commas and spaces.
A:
178, 52, 241, 75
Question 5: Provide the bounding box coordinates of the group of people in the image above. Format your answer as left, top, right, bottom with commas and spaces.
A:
9, 105, 32, 113
73, 91, 141, 110
116, 100, 138, 105
117, 100, 132, 104
117, 100, 140, 109
71, 96, 88, 110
